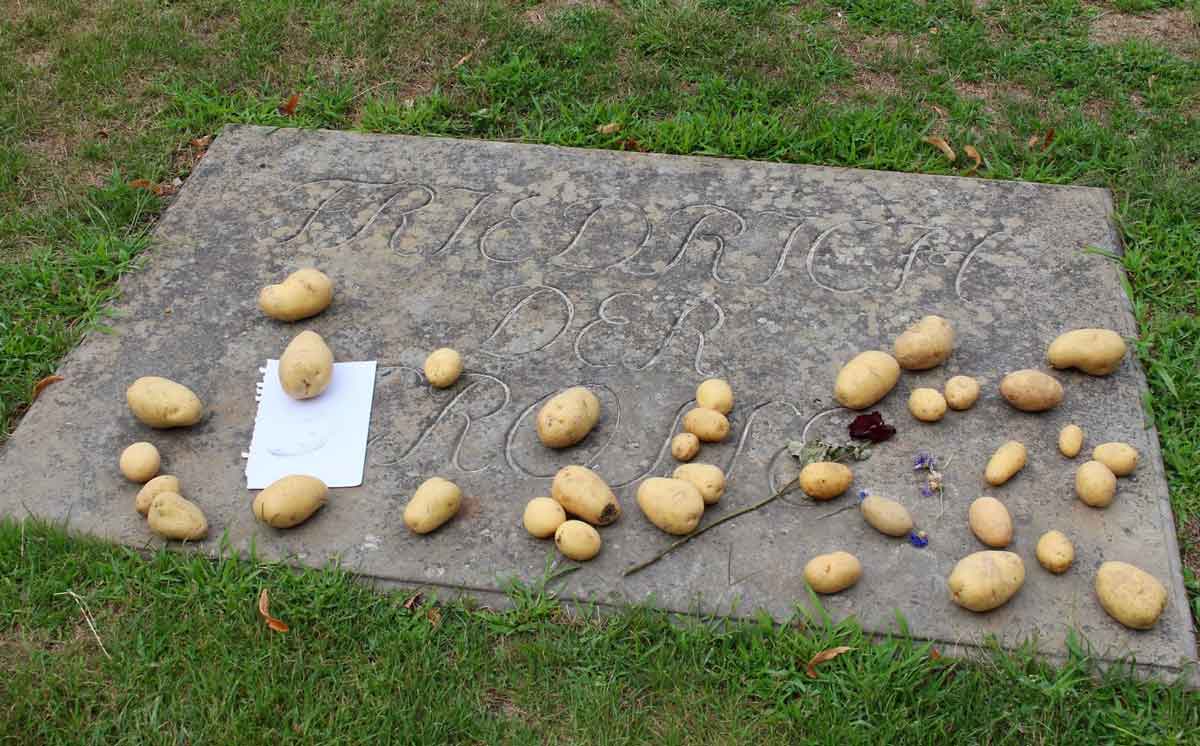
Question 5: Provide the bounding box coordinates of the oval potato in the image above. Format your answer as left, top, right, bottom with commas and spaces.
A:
696, 378, 734, 414
551, 465, 621, 526
120, 442, 161, 483
1093, 442, 1138, 477
537, 386, 601, 448
258, 268, 333, 322
135, 474, 181, 516
1058, 424, 1084, 458
968, 496, 1013, 548
126, 376, 204, 428
799, 462, 853, 501
1095, 561, 1167, 629
1036, 530, 1074, 574
985, 441, 1027, 486
555, 520, 601, 561
671, 433, 700, 462
254, 474, 329, 528
999, 369, 1063, 412
908, 388, 947, 422
834, 351, 901, 410
424, 347, 463, 389
147, 492, 208, 541
636, 477, 705, 535
944, 375, 980, 411
403, 476, 461, 534
523, 497, 566, 539
894, 315, 955, 370
804, 551, 862, 594
682, 407, 729, 443
279, 330, 334, 400
672, 462, 726, 505
1048, 328, 1126, 376
1075, 460, 1117, 508
860, 495, 913, 537
948, 551, 1025, 612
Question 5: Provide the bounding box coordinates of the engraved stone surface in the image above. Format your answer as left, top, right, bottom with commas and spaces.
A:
1, 125, 1193, 673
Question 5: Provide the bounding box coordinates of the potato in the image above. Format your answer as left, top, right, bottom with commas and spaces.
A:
984, 441, 1027, 486
636, 477, 705, 535
672, 463, 725, 505
554, 520, 601, 561
1075, 460, 1116, 508
682, 407, 729, 443
537, 386, 601, 448
893, 315, 955, 370
1047, 328, 1126, 376
947, 551, 1025, 612
799, 462, 853, 501
803, 551, 862, 594
834, 351, 901, 410
135, 475, 180, 516
1036, 530, 1074, 574
968, 496, 1013, 548
279, 330, 334, 400
403, 477, 461, 534
671, 433, 700, 462
551, 465, 621, 526
523, 497, 566, 539
999, 369, 1063, 412
424, 347, 463, 389
944, 375, 980, 411
1093, 442, 1138, 477
119, 442, 160, 483
126, 376, 204, 428
696, 378, 734, 414
860, 495, 913, 537
1095, 561, 1168, 630
257, 268, 333, 322
147, 492, 208, 541
908, 388, 947, 422
1058, 424, 1084, 458
254, 474, 329, 528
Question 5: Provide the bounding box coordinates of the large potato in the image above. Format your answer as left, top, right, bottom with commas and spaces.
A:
803, 551, 862, 594
860, 495, 913, 537
908, 388, 947, 422
943, 375, 980, 411
682, 407, 729, 442
126, 376, 204, 428
147, 492, 208, 541
799, 462, 853, 500
672, 463, 725, 505
1047, 328, 1126, 376
1058, 424, 1084, 458
834, 351, 900, 409
279, 330, 334, 400
403, 477, 461, 534
1093, 442, 1138, 476
1095, 561, 1167, 629
554, 520, 601, 561
999, 369, 1063, 412
984, 440, 1027, 486
254, 474, 329, 528
258, 268, 333, 322
135, 474, 180, 516
893, 315, 955, 370
695, 378, 734, 414
551, 465, 621, 526
636, 477, 705, 535
119, 442, 160, 483
948, 551, 1025, 612
1036, 530, 1074, 574
1075, 460, 1116, 508
424, 347, 463, 388
968, 496, 1013, 548
537, 386, 601, 448
523, 497, 566, 539
671, 433, 700, 462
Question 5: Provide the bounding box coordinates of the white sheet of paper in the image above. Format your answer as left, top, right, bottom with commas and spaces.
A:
245, 360, 377, 489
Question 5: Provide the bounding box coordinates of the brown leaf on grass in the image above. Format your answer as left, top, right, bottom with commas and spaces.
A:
190, 135, 212, 152
258, 588, 289, 633
129, 178, 154, 190
929, 104, 949, 119
152, 183, 177, 198
279, 93, 301, 117
805, 646, 853, 678
619, 138, 647, 152
425, 606, 442, 627
963, 145, 982, 176
1042, 128, 1055, 151
1028, 129, 1055, 151
597, 122, 622, 135
31, 375, 64, 402
1026, 133, 1040, 148
929, 649, 942, 661
402, 592, 424, 610
455, 38, 488, 68
923, 136, 956, 162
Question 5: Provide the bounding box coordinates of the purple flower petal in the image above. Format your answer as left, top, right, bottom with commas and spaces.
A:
909, 530, 929, 548
919, 486, 934, 498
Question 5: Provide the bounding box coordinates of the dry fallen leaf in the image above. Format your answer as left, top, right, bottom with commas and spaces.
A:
597, 122, 622, 135
129, 178, 154, 190
279, 93, 301, 117
191, 135, 212, 151
402, 592, 424, 610
930, 649, 942, 661
153, 183, 177, 197
258, 588, 289, 633
1026, 133, 1041, 148
923, 136, 956, 163
1042, 128, 1055, 151
929, 104, 949, 119
806, 645, 853, 678
31, 375, 64, 402
425, 606, 442, 627
619, 138, 647, 152
455, 38, 487, 68
963, 145, 982, 176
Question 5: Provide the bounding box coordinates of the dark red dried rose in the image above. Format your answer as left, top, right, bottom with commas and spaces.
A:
849, 411, 895, 442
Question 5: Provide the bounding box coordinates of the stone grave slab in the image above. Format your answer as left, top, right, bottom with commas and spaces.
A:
1, 125, 1193, 674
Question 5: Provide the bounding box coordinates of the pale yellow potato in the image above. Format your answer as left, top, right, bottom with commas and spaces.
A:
423, 347, 463, 388
126, 376, 204, 428
147, 492, 208, 541
944, 375, 980, 411
695, 378, 734, 414
799, 462, 853, 501
803, 551, 862, 594
1095, 561, 1168, 629
1093, 442, 1138, 476
834, 351, 901, 410
1036, 530, 1074, 574
672, 463, 725, 505
636, 477, 705, 535
279, 330, 334, 400
119, 442, 160, 483
1075, 460, 1117, 508
551, 465, 621, 526
682, 407, 730, 443
860, 495, 913, 537
893, 315, 955, 370
135, 475, 180, 516
1047, 328, 1126, 376
947, 551, 1025, 612
1058, 424, 1084, 458
671, 433, 700, 462
968, 496, 1013, 548
908, 388, 947, 422
554, 520, 601, 561
523, 497, 566, 539
254, 474, 329, 528
537, 386, 601, 448
403, 476, 461, 534
257, 268, 333, 322
984, 441, 1027, 486
999, 369, 1063, 412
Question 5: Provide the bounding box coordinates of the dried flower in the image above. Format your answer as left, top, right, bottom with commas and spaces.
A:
849, 412, 896, 443
909, 530, 929, 548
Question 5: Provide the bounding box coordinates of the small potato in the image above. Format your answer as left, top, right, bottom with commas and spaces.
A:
671, 433, 700, 462
147, 492, 208, 541
424, 347, 463, 389
636, 477, 705, 535
119, 442, 160, 483
1095, 561, 1168, 629
696, 378, 734, 414
944, 375, 980, 411
999, 369, 1063, 412
1058, 424, 1084, 458
894, 315, 955, 370
254, 474, 329, 528
834, 351, 901, 410
551, 465, 621, 526
257, 268, 333, 322
985, 441, 1027, 486
1093, 442, 1138, 477
673, 463, 726, 505
1047, 328, 1126, 376
1036, 530, 1074, 574
1075, 460, 1117, 508
908, 388, 947, 422
860, 495, 913, 537
968, 496, 1013, 548
403, 477, 461, 534
126, 376, 204, 428
523, 497, 566, 539
799, 462, 853, 501
537, 386, 601, 448
803, 551, 862, 594
135, 475, 180, 516
947, 551, 1025, 612
682, 407, 730, 443
554, 520, 601, 561
279, 330, 334, 400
